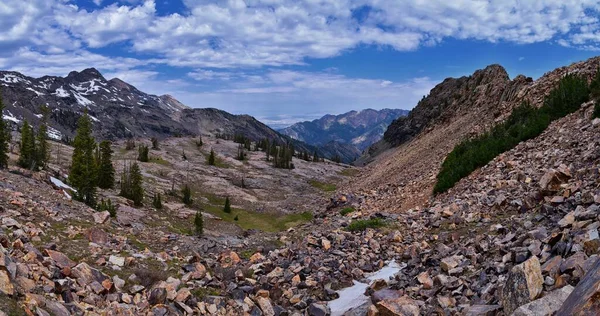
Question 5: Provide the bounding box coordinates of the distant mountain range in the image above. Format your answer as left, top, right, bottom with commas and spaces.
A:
279, 109, 409, 162
0, 68, 321, 155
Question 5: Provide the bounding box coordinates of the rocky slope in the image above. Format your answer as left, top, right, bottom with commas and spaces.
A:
352, 57, 600, 212
280, 109, 408, 163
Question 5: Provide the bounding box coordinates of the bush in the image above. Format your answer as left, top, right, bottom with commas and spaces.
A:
194, 211, 203, 236
138, 145, 149, 162
346, 218, 385, 232
182, 185, 193, 206
434, 73, 589, 194
97, 199, 117, 217
152, 192, 162, 209
340, 207, 355, 216
223, 197, 231, 213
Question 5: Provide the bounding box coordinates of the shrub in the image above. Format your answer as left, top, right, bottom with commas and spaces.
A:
97, 199, 117, 217
434, 73, 589, 194
151, 137, 159, 150
182, 185, 193, 206
152, 192, 162, 209
194, 211, 203, 236
223, 197, 231, 213
346, 218, 385, 232
137, 145, 149, 162
340, 207, 355, 216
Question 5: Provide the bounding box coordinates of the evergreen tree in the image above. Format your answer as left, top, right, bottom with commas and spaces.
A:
313, 150, 319, 162
35, 105, 49, 169
97, 199, 117, 217
223, 196, 231, 213
182, 184, 193, 206
194, 211, 203, 236
130, 162, 144, 206
18, 120, 35, 169
195, 136, 203, 148
125, 139, 135, 150
69, 113, 97, 207
0, 90, 9, 169
137, 145, 149, 162
236, 144, 245, 160
208, 149, 216, 165
151, 137, 159, 150
97, 141, 115, 189
152, 192, 162, 209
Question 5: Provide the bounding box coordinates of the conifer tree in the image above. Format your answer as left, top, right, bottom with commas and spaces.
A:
151, 137, 159, 150
223, 196, 231, 213
18, 120, 36, 170
35, 105, 49, 169
69, 113, 97, 206
130, 162, 144, 206
152, 192, 162, 209
0, 91, 9, 169
182, 184, 193, 206
194, 211, 203, 236
97, 140, 115, 189
208, 149, 216, 165
137, 145, 149, 162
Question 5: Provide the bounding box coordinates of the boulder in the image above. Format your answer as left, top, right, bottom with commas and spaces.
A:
556, 258, 600, 315
511, 285, 574, 316
93, 211, 110, 224
376, 295, 420, 316
501, 256, 544, 314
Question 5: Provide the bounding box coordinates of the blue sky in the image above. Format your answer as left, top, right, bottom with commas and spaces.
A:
2, 1, 600, 128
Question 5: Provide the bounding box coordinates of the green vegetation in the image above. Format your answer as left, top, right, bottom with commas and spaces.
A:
346, 218, 385, 232
0, 89, 9, 169
152, 192, 163, 209
138, 144, 149, 162
182, 185, 193, 206
18, 119, 36, 169
194, 211, 203, 235
202, 201, 312, 232
340, 207, 355, 216
208, 148, 216, 165
434, 73, 590, 194
35, 104, 50, 169
223, 196, 232, 213
125, 139, 135, 150
151, 137, 159, 150
70, 113, 97, 207
120, 162, 144, 206
339, 168, 360, 177
97, 198, 117, 217
149, 156, 171, 166
97, 140, 115, 189
309, 180, 337, 192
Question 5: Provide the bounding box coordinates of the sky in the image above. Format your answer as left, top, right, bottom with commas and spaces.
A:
2, 1, 600, 128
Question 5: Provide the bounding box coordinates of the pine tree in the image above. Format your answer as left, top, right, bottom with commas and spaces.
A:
0, 90, 9, 169
130, 162, 144, 206
151, 137, 159, 150
69, 113, 97, 207
182, 184, 193, 206
208, 149, 216, 165
18, 120, 34, 169
152, 192, 162, 209
194, 211, 203, 236
223, 196, 231, 213
97, 141, 115, 189
137, 145, 149, 162
35, 105, 49, 169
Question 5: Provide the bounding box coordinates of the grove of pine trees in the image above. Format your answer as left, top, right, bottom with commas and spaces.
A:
18, 120, 36, 169
120, 162, 144, 206
0, 91, 9, 169
17, 107, 50, 171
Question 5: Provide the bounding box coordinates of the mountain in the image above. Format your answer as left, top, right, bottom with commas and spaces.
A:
0, 68, 322, 154
279, 109, 408, 162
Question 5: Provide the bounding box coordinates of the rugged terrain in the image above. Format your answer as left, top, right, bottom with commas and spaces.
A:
280, 109, 408, 163
2, 57, 600, 316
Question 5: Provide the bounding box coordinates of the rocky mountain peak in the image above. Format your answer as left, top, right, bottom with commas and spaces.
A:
66, 67, 105, 82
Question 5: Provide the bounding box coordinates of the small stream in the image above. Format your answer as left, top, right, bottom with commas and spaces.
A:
328, 260, 406, 316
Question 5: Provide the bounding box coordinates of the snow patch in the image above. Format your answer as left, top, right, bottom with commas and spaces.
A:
0, 74, 31, 84
88, 115, 100, 122
26, 87, 45, 96
50, 176, 77, 192
47, 126, 62, 140
53, 87, 70, 98
73, 92, 95, 107
2, 111, 21, 123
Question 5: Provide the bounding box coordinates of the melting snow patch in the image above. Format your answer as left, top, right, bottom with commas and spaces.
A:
73, 92, 95, 107
50, 177, 77, 193
88, 115, 100, 122
53, 87, 70, 98
2, 111, 21, 123
0, 74, 30, 84
47, 127, 62, 140
328, 260, 406, 316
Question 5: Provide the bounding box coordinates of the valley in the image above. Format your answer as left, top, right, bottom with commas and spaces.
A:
2, 56, 600, 316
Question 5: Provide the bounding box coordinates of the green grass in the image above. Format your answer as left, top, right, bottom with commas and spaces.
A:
202, 152, 231, 168
202, 204, 312, 232
340, 207, 355, 216
149, 156, 171, 166
309, 180, 337, 192
0, 294, 26, 316
339, 168, 360, 177
434, 74, 590, 194
346, 218, 385, 232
